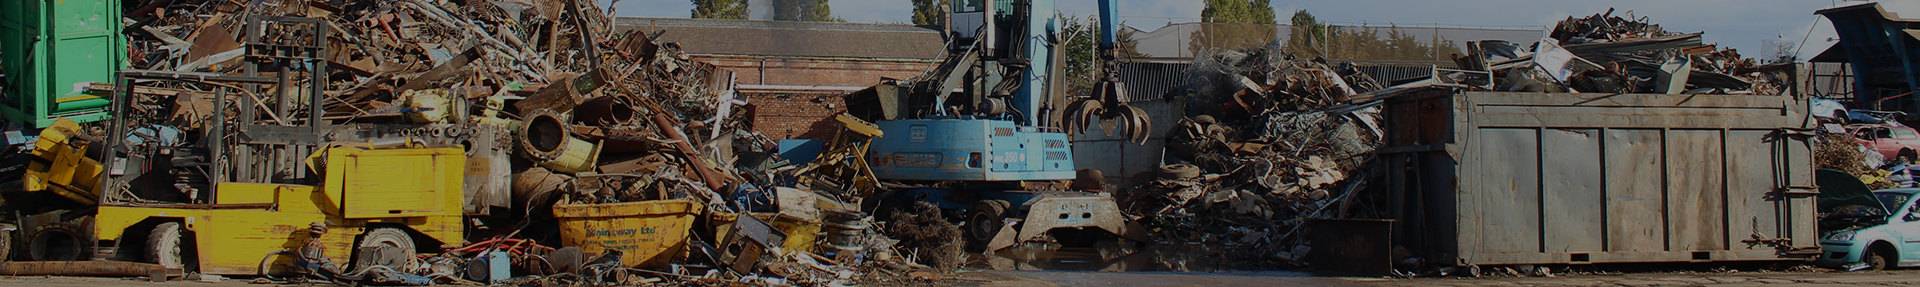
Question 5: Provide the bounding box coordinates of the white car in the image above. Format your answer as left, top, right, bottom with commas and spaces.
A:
1817, 187, 1920, 271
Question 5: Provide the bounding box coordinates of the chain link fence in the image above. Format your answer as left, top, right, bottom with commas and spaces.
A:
1128, 23, 1542, 63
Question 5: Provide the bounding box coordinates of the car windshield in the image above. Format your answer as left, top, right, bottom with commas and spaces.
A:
1897, 128, 1920, 139
1877, 192, 1914, 212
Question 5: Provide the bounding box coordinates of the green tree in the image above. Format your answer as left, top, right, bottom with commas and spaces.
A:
771, 0, 843, 22
912, 0, 948, 25
1323, 25, 1461, 61
692, 0, 748, 19
696, 0, 842, 22
1190, 0, 1278, 54
1285, 9, 1326, 56
1061, 14, 1144, 96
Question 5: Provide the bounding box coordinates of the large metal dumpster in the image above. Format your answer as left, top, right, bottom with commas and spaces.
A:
1379, 91, 1818, 266
0, 0, 124, 127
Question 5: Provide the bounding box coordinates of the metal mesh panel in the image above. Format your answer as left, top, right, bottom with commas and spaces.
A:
1127, 23, 1541, 62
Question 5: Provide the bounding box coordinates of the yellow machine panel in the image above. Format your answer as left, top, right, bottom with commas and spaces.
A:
95, 184, 337, 275
323, 147, 466, 219
25, 118, 103, 204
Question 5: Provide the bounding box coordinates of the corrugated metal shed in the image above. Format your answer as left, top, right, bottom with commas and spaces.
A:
1115, 59, 1190, 102
1349, 64, 1437, 84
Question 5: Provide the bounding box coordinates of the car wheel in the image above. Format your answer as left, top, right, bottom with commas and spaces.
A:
1867, 250, 1891, 271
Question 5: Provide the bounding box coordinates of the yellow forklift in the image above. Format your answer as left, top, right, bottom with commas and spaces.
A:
10, 64, 481, 280
91, 145, 468, 276
8, 16, 489, 279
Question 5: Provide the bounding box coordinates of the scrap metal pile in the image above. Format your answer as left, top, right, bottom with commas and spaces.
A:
1427, 10, 1794, 97
54, 0, 939, 285
1124, 9, 1797, 272
1122, 48, 1385, 270
1349, 9, 1796, 104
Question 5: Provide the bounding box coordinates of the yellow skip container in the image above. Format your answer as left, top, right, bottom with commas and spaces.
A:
553, 199, 703, 268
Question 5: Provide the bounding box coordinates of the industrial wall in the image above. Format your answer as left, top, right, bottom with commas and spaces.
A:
747, 92, 848, 140
1070, 99, 1181, 186
697, 56, 936, 140
614, 17, 944, 141
702, 57, 935, 89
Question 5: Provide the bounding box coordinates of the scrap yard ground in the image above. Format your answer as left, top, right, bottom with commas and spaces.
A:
8, 270, 1920, 287
0, 0, 1910, 285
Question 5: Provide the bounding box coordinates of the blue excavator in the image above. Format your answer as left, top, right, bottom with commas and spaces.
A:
846, 0, 1149, 253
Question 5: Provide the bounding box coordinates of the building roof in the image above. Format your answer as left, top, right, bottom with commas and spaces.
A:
1814, 3, 1916, 21
1810, 44, 1848, 63
1817, 2, 1920, 111
615, 17, 946, 60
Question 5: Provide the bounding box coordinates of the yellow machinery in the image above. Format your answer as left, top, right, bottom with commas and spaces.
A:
91, 147, 467, 275
23, 118, 104, 205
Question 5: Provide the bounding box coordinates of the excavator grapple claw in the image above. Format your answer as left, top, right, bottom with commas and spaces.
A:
1064, 80, 1150, 144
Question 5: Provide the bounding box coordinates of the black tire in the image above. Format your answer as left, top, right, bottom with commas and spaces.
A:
965, 200, 1010, 251
148, 222, 186, 269
27, 225, 85, 261
355, 228, 416, 272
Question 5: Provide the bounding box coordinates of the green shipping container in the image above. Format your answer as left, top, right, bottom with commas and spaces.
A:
1, 0, 123, 128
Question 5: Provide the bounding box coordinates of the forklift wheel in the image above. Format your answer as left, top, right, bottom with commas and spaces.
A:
26, 224, 85, 261
356, 228, 416, 271
0, 228, 10, 262
148, 222, 194, 271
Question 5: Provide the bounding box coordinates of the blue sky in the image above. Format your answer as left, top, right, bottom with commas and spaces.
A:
600, 0, 1920, 60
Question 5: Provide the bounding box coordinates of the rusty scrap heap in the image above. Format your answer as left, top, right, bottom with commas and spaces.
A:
1421, 10, 1795, 98
114, 0, 750, 212
1125, 9, 1796, 272
1122, 48, 1385, 270
27, 0, 934, 285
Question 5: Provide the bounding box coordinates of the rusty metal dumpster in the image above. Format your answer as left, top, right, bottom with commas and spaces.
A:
1379, 91, 1818, 266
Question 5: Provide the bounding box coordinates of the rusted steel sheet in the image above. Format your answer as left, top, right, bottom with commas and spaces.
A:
1381, 91, 1817, 266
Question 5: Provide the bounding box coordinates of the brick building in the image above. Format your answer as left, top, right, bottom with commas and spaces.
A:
617, 18, 945, 140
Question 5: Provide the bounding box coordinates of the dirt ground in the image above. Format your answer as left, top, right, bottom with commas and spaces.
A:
966, 269, 1920, 287
3, 269, 1920, 286
1368, 269, 1920, 287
